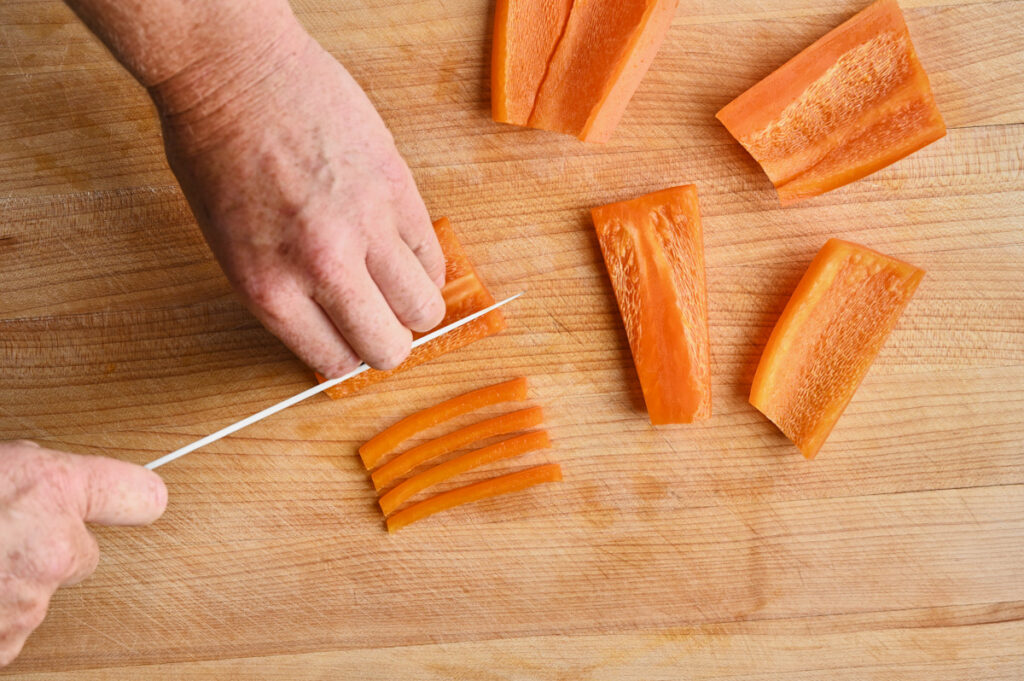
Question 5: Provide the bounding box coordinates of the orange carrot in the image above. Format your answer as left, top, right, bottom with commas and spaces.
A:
379, 430, 551, 516
359, 378, 529, 470
386, 464, 563, 533
371, 406, 545, 491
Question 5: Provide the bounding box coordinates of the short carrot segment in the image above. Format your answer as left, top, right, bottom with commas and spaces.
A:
379, 430, 551, 516
371, 406, 545, 491
359, 378, 529, 470
386, 464, 563, 533
750, 239, 924, 458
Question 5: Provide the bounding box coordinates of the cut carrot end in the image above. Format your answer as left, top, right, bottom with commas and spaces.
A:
749, 238, 924, 458
371, 406, 545, 491
379, 430, 551, 516
386, 464, 563, 533
359, 378, 529, 470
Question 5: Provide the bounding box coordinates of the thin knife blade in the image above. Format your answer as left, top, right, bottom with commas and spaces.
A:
145, 293, 522, 470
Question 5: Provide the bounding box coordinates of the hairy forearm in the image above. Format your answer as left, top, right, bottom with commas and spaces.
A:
63, 0, 304, 117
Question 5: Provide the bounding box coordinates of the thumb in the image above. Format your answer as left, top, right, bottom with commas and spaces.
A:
69, 455, 168, 526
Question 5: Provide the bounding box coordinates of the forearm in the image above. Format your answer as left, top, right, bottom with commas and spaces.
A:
63, 0, 304, 117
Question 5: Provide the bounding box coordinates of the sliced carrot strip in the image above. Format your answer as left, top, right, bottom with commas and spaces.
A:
317, 217, 506, 399
371, 406, 545, 491
715, 0, 945, 204
359, 378, 529, 470
379, 430, 551, 516
386, 464, 563, 533
750, 239, 924, 458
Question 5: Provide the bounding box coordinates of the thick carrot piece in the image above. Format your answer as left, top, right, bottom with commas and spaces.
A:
716, 0, 945, 204
379, 430, 551, 516
317, 217, 506, 399
371, 406, 545, 491
386, 464, 563, 533
359, 378, 530, 470
592, 185, 711, 425
750, 239, 924, 459
492, 0, 573, 125
527, 0, 679, 142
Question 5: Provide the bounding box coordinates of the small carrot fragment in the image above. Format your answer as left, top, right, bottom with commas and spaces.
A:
359, 378, 530, 470
386, 464, 563, 533
379, 430, 551, 516
371, 406, 545, 491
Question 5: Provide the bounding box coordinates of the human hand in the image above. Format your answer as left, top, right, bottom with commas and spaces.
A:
152, 21, 446, 377
0, 441, 167, 667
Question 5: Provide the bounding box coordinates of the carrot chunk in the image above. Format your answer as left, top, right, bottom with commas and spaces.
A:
716, 0, 945, 204
359, 378, 530, 470
592, 184, 711, 424
750, 239, 924, 458
379, 430, 551, 516
371, 406, 545, 491
386, 464, 563, 533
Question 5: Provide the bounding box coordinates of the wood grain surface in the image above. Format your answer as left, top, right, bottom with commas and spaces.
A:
1, 0, 1022, 678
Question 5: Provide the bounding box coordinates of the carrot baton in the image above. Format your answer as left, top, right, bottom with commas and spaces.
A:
379, 430, 551, 516
371, 406, 545, 491
359, 378, 529, 470
386, 464, 563, 533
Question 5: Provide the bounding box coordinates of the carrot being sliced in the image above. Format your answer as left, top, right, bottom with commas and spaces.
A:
371, 406, 545, 491
715, 0, 945, 204
379, 430, 551, 516
386, 464, 563, 533
316, 217, 506, 399
591, 184, 711, 424
359, 378, 529, 470
750, 239, 924, 458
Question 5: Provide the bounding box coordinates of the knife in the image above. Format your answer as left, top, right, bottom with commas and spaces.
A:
145, 293, 522, 470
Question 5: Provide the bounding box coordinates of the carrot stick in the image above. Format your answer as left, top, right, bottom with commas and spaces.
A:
386, 464, 563, 533
371, 406, 544, 491
379, 430, 551, 516
359, 378, 529, 469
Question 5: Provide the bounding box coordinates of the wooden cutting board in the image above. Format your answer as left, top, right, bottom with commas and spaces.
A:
1, 0, 1022, 678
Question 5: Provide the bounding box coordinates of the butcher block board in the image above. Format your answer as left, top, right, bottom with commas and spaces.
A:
1, 0, 1022, 678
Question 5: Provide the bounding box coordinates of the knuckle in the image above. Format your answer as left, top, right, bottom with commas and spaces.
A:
32, 534, 79, 582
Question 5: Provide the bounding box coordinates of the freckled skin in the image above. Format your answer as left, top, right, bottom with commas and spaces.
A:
0, 441, 167, 667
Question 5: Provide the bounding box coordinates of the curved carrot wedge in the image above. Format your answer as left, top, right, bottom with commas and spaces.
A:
379, 430, 551, 516
750, 239, 924, 458
386, 464, 563, 533
371, 406, 545, 491
359, 378, 529, 470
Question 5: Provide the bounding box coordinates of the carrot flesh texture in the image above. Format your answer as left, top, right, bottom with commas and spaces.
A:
592, 185, 711, 425
715, 0, 945, 204
359, 378, 529, 470
318, 217, 506, 399
386, 464, 563, 533
750, 239, 924, 458
379, 430, 551, 516
527, 0, 679, 142
371, 406, 545, 491
492, 0, 573, 125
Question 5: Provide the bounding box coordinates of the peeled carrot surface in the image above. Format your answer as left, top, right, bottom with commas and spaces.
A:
592, 185, 711, 424
379, 430, 551, 516
386, 464, 563, 533
359, 378, 529, 470
318, 217, 506, 399
716, 0, 945, 204
371, 406, 545, 491
750, 239, 924, 458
